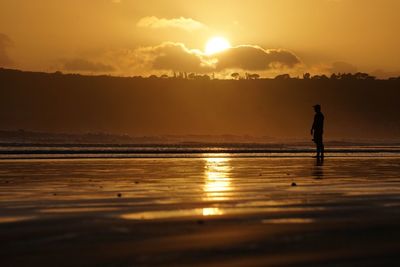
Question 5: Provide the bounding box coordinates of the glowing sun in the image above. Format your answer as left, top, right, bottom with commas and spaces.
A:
205, 37, 231, 55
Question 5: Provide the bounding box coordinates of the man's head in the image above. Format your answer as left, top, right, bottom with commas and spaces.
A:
313, 104, 321, 112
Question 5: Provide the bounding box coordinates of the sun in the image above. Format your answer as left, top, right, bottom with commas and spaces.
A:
205, 37, 231, 55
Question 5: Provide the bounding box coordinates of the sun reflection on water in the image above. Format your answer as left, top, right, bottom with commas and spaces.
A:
203, 156, 232, 215
202, 207, 223, 216
204, 157, 232, 200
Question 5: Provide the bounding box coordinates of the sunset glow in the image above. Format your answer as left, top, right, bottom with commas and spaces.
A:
1, 1, 400, 265
205, 37, 231, 55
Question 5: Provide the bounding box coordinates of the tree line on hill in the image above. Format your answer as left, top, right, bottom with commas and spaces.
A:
137, 71, 400, 81
152, 71, 388, 81
10, 68, 400, 81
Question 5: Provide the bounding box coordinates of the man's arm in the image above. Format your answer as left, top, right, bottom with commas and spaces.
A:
311, 115, 316, 135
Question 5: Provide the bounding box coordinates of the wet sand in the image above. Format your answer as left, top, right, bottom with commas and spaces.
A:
1, 156, 400, 266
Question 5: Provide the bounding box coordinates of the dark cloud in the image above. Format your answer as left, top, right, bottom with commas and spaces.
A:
0, 33, 13, 67
138, 42, 301, 73
143, 42, 209, 72
329, 61, 357, 74
62, 58, 115, 72
214, 45, 300, 71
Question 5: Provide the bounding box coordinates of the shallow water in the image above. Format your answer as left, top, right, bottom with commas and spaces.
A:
1, 155, 399, 222
1, 144, 400, 159
1, 155, 400, 266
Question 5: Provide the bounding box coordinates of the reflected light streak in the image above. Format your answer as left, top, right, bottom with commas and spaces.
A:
203, 156, 232, 215
0, 216, 36, 223
202, 207, 224, 216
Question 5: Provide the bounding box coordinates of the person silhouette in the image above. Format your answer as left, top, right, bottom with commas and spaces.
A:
311, 104, 324, 159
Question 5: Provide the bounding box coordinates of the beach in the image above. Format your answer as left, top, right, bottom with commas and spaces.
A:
1, 154, 400, 266
2, 1, 400, 266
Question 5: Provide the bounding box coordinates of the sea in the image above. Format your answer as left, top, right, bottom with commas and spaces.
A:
1, 143, 400, 159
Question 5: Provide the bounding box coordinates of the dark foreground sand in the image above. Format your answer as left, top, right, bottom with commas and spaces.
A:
1, 156, 400, 266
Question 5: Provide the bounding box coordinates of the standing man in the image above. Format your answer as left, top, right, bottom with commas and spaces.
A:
311, 104, 325, 159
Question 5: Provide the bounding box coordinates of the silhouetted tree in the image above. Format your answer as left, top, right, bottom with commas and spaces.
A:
303, 73, 311, 80
246, 73, 260, 80
311, 74, 329, 80
353, 72, 376, 80
274, 74, 291, 80
231, 73, 240, 80
188, 73, 196, 79
186, 73, 211, 80
196, 74, 211, 80
338, 73, 353, 80
330, 73, 338, 80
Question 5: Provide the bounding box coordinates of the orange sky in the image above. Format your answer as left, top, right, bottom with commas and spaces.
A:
1, 0, 400, 78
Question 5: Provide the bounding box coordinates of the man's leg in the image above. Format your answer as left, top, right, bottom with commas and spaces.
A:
320, 135, 324, 159
314, 135, 321, 158
321, 143, 325, 159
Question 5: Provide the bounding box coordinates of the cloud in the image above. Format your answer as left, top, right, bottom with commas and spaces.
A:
371, 69, 400, 79
0, 33, 13, 67
329, 61, 357, 74
137, 42, 209, 73
60, 43, 301, 76
214, 45, 300, 71
62, 58, 115, 73
135, 42, 301, 73
137, 16, 206, 31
